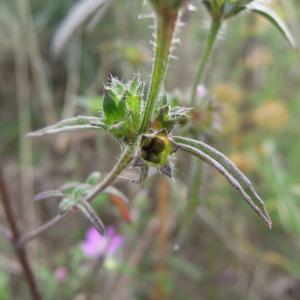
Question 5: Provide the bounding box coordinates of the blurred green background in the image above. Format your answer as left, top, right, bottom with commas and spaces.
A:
0, 0, 300, 299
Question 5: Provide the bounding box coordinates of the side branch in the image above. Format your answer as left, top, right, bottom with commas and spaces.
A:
84, 145, 135, 203
17, 214, 64, 247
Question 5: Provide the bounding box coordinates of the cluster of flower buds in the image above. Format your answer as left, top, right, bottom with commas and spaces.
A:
102, 76, 144, 144
203, 0, 253, 20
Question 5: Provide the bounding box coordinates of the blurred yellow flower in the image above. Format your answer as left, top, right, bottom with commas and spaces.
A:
248, 14, 271, 35
229, 152, 256, 173
262, 251, 290, 269
245, 46, 273, 70
123, 47, 149, 65
214, 83, 244, 104
252, 100, 289, 131
249, 4, 287, 35
218, 105, 240, 136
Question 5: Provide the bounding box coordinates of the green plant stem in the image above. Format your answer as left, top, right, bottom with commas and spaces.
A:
182, 19, 221, 238
0, 162, 42, 300
139, 13, 178, 134
190, 18, 221, 106
84, 145, 135, 203
17, 215, 64, 247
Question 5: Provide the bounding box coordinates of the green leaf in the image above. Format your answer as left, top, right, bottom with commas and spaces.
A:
126, 95, 141, 118
76, 200, 105, 235
86, 172, 101, 186
27, 116, 107, 137
58, 198, 75, 215
173, 136, 272, 228
246, 1, 296, 47
128, 74, 144, 96
110, 77, 127, 96
34, 190, 64, 202
103, 89, 126, 125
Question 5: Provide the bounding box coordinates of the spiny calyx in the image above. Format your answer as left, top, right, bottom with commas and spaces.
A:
102, 75, 144, 143
134, 130, 178, 178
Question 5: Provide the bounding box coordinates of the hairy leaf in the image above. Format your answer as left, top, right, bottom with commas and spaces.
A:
76, 200, 105, 235
131, 165, 149, 184
86, 172, 102, 185
246, 1, 295, 47
173, 136, 272, 228
34, 190, 64, 202
27, 116, 107, 137
58, 198, 76, 215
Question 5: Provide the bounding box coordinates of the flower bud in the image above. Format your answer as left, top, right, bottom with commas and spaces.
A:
203, 0, 253, 20
102, 76, 144, 143
139, 131, 177, 167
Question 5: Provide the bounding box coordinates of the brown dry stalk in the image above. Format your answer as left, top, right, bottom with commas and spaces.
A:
0, 162, 42, 300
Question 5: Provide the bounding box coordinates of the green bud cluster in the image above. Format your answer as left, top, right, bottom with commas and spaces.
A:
102, 76, 144, 143
203, 0, 253, 20
151, 100, 191, 133
101, 75, 190, 147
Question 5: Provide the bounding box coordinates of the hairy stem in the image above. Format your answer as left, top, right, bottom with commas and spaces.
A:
84, 145, 135, 203
17, 215, 64, 247
0, 162, 42, 300
139, 13, 178, 133
190, 18, 221, 105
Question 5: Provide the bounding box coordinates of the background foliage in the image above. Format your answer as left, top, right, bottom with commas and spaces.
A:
0, 0, 300, 299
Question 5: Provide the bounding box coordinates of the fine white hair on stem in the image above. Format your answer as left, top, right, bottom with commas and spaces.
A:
138, 13, 156, 20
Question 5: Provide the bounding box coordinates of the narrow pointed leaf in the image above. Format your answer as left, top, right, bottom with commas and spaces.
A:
59, 181, 80, 193
58, 198, 76, 215
34, 190, 64, 202
86, 171, 102, 185
105, 187, 131, 223
103, 89, 126, 125
51, 0, 111, 56
173, 136, 272, 228
76, 200, 105, 235
246, 2, 296, 47
131, 165, 149, 184
27, 116, 107, 137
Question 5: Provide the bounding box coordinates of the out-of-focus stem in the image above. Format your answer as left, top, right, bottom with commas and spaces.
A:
153, 177, 170, 300
0, 224, 12, 240
190, 18, 221, 105
11, 11, 36, 232
19, 0, 57, 125
181, 19, 221, 239
0, 163, 42, 300
138, 13, 178, 133
17, 215, 65, 247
